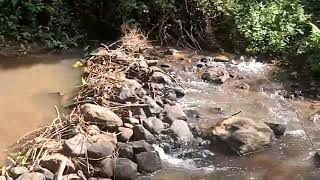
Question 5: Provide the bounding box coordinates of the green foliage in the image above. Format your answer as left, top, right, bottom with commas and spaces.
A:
305, 23, 320, 75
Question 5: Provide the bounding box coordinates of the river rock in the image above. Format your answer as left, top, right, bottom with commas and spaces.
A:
161, 104, 187, 124
87, 125, 101, 136
202, 64, 230, 84
131, 125, 156, 143
40, 153, 75, 173
62, 174, 80, 180
114, 158, 137, 180
151, 72, 173, 85
124, 123, 134, 129
128, 140, 155, 154
99, 158, 115, 178
10, 167, 28, 178
33, 165, 54, 180
135, 151, 162, 173
128, 117, 140, 125
81, 104, 123, 128
87, 141, 115, 159
142, 96, 163, 116
89, 133, 117, 145
264, 122, 286, 137
143, 117, 164, 134
118, 127, 134, 142
118, 79, 143, 102
63, 133, 86, 156
170, 120, 193, 141
16, 173, 45, 180
118, 142, 134, 160
211, 117, 274, 155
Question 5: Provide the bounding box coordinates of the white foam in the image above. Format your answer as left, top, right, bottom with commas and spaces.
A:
237, 59, 266, 73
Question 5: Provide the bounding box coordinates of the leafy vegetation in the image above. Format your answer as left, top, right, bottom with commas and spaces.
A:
0, 0, 319, 73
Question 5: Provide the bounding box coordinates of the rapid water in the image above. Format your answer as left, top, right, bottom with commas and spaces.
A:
152, 56, 320, 180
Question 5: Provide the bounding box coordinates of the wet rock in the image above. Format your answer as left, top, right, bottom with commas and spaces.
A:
87, 141, 115, 159
10, 167, 28, 178
118, 127, 134, 142
40, 153, 75, 173
99, 158, 115, 178
202, 64, 230, 84
118, 142, 134, 160
131, 125, 156, 143
16, 173, 45, 180
211, 117, 274, 155
151, 72, 173, 85
146, 60, 158, 66
87, 125, 101, 136
170, 120, 193, 141
264, 122, 286, 137
135, 151, 162, 173
142, 96, 163, 116
161, 104, 187, 124
143, 117, 164, 134
62, 174, 80, 180
128, 140, 155, 154
63, 133, 86, 156
81, 104, 123, 128
114, 158, 137, 180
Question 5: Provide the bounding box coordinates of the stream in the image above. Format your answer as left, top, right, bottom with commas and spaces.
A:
0, 50, 319, 180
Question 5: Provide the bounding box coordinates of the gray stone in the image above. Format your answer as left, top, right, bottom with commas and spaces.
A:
16, 173, 45, 180
135, 151, 162, 173
128, 140, 155, 154
131, 125, 156, 143
118, 127, 134, 142
40, 154, 75, 173
143, 117, 164, 134
151, 72, 173, 85
161, 104, 187, 124
202, 63, 230, 84
62, 174, 80, 180
211, 117, 274, 155
9, 167, 28, 178
87, 141, 115, 159
114, 158, 137, 180
63, 133, 86, 156
170, 120, 193, 141
81, 104, 123, 128
142, 96, 163, 116
99, 158, 115, 178
118, 142, 134, 160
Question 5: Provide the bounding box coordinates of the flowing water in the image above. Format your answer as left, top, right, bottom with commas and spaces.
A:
150, 54, 320, 180
0, 53, 82, 163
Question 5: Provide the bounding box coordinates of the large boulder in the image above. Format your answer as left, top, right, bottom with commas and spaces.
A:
170, 120, 193, 141
135, 151, 162, 173
81, 104, 123, 129
211, 117, 274, 155
131, 125, 156, 143
114, 158, 137, 180
143, 117, 164, 134
161, 104, 187, 124
202, 63, 230, 84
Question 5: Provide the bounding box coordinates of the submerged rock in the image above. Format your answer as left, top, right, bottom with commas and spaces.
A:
114, 158, 137, 180
170, 120, 193, 141
211, 117, 274, 155
16, 173, 45, 180
131, 125, 156, 143
135, 151, 162, 173
81, 104, 123, 129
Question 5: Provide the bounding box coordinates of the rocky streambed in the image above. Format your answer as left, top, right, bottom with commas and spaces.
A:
3, 32, 320, 180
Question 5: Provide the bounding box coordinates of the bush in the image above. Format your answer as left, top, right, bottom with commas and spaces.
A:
305, 23, 320, 75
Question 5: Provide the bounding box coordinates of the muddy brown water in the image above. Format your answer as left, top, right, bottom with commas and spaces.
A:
0, 53, 82, 164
